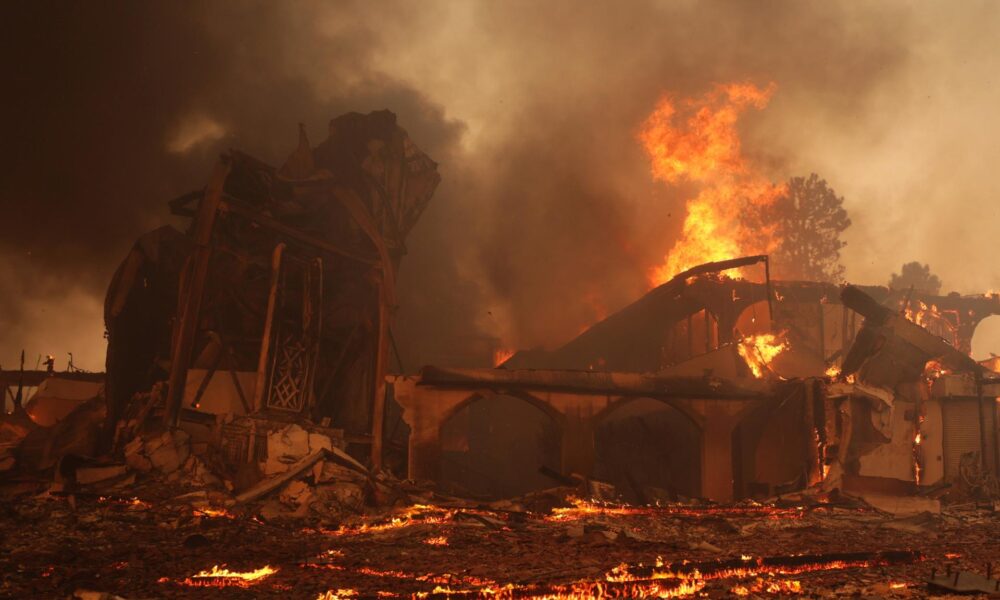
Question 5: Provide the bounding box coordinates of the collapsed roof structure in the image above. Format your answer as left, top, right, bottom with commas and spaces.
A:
393, 257, 1000, 505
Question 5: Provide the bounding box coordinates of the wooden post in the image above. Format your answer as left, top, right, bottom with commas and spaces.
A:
705, 310, 713, 351
841, 304, 849, 362
164, 158, 231, 426
13, 350, 24, 412
687, 314, 695, 358
252, 243, 286, 413
371, 277, 389, 470
803, 383, 822, 486
763, 256, 774, 323
304, 257, 324, 415
817, 302, 826, 362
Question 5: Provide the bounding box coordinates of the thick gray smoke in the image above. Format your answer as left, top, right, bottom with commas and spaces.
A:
2, 1, 999, 371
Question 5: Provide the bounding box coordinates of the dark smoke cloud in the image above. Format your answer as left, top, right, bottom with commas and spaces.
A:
0, 1, 468, 370
3, 1, 996, 371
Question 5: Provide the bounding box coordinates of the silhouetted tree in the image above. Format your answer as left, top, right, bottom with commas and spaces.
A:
888, 262, 942, 295
748, 173, 851, 282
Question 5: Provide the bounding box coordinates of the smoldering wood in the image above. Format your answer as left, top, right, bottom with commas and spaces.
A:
234, 448, 327, 504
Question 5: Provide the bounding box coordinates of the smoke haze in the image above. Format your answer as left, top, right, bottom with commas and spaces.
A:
2, 1, 999, 371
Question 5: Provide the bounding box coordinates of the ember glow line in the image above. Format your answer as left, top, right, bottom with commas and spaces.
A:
164, 564, 278, 588
546, 497, 805, 521
322, 504, 457, 536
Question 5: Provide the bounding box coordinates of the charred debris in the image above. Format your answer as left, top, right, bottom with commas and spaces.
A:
1, 115, 999, 599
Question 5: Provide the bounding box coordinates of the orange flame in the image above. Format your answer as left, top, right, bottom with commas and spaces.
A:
304, 537, 916, 598
640, 83, 784, 287
315, 590, 358, 599
732, 577, 803, 596
547, 497, 805, 522
320, 504, 456, 536
164, 564, 277, 588
737, 333, 788, 378
493, 348, 516, 367
423, 535, 449, 546
193, 507, 235, 519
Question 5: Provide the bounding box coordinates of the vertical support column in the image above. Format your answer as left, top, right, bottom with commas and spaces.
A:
817, 302, 826, 362
371, 279, 390, 470
840, 304, 850, 362
803, 382, 822, 486
560, 401, 595, 477
700, 415, 737, 502
705, 310, 714, 351
165, 158, 231, 426
252, 243, 285, 413
395, 381, 443, 481
408, 424, 441, 482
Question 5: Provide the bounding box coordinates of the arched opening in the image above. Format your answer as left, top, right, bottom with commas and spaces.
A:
734, 300, 772, 338
592, 398, 701, 502
734, 399, 810, 499
971, 315, 1000, 362
439, 393, 561, 499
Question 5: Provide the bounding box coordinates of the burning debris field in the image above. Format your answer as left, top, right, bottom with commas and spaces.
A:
1, 485, 997, 599
4, 6, 1000, 597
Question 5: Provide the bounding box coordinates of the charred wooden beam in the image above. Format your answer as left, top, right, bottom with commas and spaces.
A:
417, 366, 776, 399
164, 158, 231, 426
219, 195, 379, 265
252, 243, 285, 413
840, 285, 985, 376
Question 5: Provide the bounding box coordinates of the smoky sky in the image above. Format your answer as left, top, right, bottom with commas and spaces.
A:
2, 1, 999, 371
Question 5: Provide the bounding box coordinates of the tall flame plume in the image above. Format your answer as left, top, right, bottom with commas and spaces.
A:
639, 83, 785, 286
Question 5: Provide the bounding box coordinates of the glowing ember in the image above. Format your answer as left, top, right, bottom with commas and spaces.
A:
737, 333, 789, 378
904, 301, 960, 348
350, 565, 502, 590
493, 348, 515, 367
547, 497, 805, 522
606, 550, 921, 584
316, 590, 358, 599
924, 359, 948, 380
98, 496, 151, 509
423, 535, 449, 546
194, 507, 235, 519
732, 577, 803, 596
323, 504, 456, 536
639, 83, 785, 286
304, 546, 917, 598
824, 364, 841, 378
167, 564, 277, 588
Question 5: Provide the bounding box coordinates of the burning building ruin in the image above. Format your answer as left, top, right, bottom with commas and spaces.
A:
391, 256, 1000, 506
1, 105, 998, 598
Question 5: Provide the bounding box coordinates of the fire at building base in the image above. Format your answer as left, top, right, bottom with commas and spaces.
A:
1, 113, 998, 600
